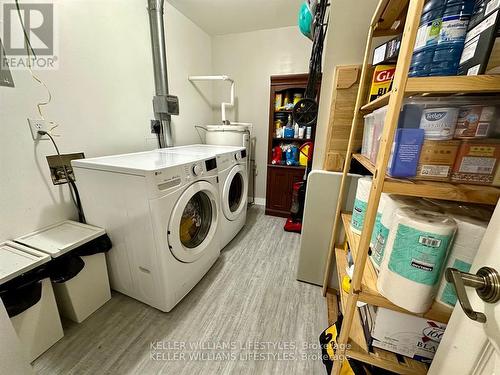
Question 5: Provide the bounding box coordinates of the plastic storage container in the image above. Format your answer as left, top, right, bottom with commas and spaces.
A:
430, 0, 474, 76
15, 221, 112, 323
362, 113, 375, 157
370, 106, 388, 163
409, 0, 447, 76
0, 241, 63, 362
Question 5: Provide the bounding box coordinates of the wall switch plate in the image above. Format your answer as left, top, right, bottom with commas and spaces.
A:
28, 118, 56, 140
46, 152, 85, 185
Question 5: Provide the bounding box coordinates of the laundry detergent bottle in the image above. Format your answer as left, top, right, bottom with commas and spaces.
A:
430, 0, 474, 76
409, 0, 446, 77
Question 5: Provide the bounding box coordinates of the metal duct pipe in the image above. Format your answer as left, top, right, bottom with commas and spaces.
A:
147, 0, 177, 147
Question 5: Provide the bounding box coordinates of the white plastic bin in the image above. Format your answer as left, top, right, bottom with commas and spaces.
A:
362, 113, 375, 158
16, 221, 112, 324
0, 241, 63, 362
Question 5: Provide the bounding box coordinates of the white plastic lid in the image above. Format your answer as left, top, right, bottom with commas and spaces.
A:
0, 241, 50, 285
15, 221, 105, 258
206, 124, 250, 132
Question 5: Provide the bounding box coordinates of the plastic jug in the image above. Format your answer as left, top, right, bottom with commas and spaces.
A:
409, 0, 446, 77
286, 145, 299, 166
430, 0, 473, 76
299, 142, 314, 166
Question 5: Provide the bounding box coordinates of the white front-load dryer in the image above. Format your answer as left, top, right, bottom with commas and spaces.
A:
72, 151, 221, 312
215, 149, 248, 248
158, 145, 248, 248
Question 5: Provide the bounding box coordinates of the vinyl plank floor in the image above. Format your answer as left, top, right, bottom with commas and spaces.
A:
33, 206, 327, 375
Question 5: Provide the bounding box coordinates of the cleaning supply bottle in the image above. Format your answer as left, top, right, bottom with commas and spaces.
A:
430, 0, 473, 76
284, 114, 295, 138
409, 0, 446, 77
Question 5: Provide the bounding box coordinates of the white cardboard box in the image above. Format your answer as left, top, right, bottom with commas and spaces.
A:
359, 305, 447, 363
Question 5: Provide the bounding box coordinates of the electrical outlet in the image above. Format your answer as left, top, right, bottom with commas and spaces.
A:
46, 152, 85, 185
28, 118, 55, 140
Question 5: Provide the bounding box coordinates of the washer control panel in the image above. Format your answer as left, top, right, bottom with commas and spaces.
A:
192, 164, 203, 176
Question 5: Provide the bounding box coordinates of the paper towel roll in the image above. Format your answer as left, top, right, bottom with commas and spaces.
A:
435, 214, 488, 308
350, 177, 372, 235
377, 207, 457, 313
369, 193, 390, 252
370, 195, 421, 271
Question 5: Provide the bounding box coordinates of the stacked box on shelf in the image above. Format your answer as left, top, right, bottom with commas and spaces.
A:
361, 97, 500, 184
459, 0, 500, 75
359, 304, 447, 364
451, 138, 500, 184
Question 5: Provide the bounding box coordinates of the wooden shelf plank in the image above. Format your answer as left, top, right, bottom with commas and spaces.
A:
373, 0, 408, 36
334, 248, 369, 352
272, 137, 311, 143
405, 75, 500, 95
335, 248, 428, 375
267, 164, 305, 170
352, 154, 500, 205
360, 92, 391, 112
327, 288, 339, 326
352, 153, 376, 174
341, 213, 452, 324
360, 75, 500, 113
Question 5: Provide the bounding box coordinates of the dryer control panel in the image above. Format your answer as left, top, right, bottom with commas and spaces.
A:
217, 150, 247, 171
149, 157, 219, 196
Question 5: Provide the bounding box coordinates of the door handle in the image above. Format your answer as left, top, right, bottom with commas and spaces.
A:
445, 267, 500, 323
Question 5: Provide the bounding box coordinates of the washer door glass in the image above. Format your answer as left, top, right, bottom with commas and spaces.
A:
180, 191, 212, 249
168, 181, 219, 263
228, 173, 243, 213
222, 165, 248, 221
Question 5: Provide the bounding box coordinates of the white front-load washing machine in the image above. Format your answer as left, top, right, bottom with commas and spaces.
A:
72, 150, 221, 312
158, 145, 248, 248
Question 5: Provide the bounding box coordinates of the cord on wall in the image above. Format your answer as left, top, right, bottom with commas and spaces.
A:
38, 131, 86, 223
15, 0, 52, 120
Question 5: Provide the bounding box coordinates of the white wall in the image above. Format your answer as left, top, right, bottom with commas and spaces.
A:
0, 0, 213, 241
211, 27, 311, 201
312, 0, 379, 169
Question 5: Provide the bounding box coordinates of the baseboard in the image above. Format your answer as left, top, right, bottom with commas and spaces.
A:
253, 197, 266, 206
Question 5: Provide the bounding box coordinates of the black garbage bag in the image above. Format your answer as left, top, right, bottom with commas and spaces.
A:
0, 266, 48, 318
74, 234, 112, 257
49, 255, 85, 283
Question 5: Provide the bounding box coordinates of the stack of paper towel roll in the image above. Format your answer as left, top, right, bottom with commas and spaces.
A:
350, 177, 372, 235
435, 214, 488, 308
369, 195, 433, 271
377, 207, 457, 313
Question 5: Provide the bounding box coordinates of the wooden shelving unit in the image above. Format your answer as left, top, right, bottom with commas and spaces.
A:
321, 0, 500, 373
265, 73, 320, 217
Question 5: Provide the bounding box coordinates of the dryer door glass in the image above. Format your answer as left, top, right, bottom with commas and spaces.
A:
228, 172, 244, 212
180, 191, 213, 249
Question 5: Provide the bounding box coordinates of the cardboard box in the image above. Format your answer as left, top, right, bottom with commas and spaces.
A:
451, 139, 500, 185
459, 2, 500, 75
359, 305, 447, 363
387, 129, 425, 178
372, 35, 402, 65
486, 36, 500, 73
416, 140, 461, 181
369, 65, 395, 102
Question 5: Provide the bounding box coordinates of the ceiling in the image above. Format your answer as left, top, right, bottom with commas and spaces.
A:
167, 0, 303, 35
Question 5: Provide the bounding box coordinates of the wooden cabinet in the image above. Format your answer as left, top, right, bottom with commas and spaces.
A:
265, 74, 321, 217
265, 165, 306, 217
